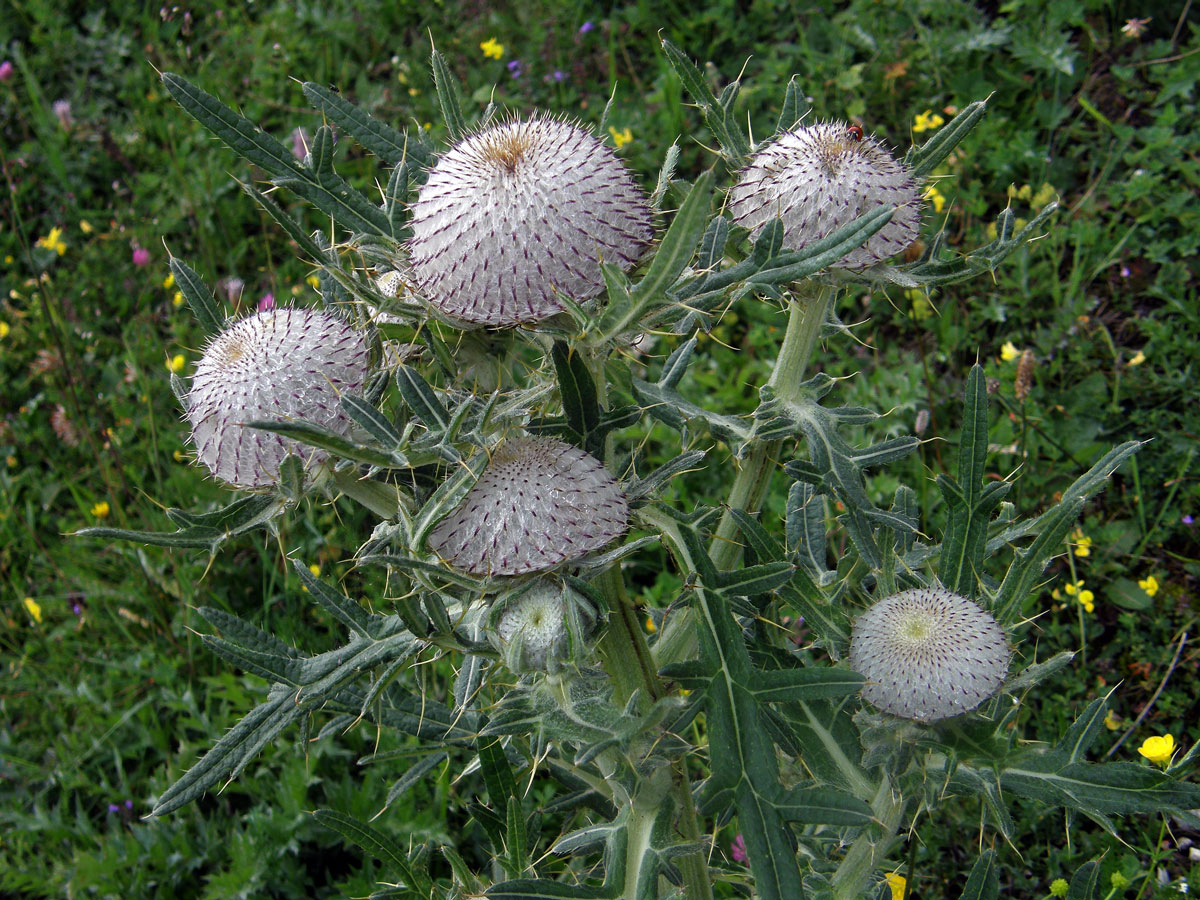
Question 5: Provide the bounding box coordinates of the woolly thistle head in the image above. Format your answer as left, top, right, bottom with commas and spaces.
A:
428, 435, 629, 576
185, 307, 370, 489
729, 122, 923, 269
489, 580, 596, 673
849, 587, 1010, 723
407, 115, 653, 327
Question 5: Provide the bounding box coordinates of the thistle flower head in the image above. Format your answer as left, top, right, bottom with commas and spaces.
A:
407, 115, 653, 327
850, 587, 1010, 722
186, 307, 370, 489
490, 580, 595, 672
429, 435, 628, 575
729, 122, 923, 269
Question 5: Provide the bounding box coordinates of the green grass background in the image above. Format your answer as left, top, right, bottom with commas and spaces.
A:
1, 1, 1197, 896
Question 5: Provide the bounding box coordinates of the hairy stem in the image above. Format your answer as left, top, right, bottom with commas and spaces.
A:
830, 776, 907, 900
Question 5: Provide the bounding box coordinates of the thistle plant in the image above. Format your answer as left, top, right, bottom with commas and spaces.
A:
80, 41, 1199, 900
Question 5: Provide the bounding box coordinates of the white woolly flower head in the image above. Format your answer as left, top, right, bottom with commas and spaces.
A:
850, 587, 1010, 723
428, 435, 629, 576
489, 580, 595, 673
186, 307, 370, 489
407, 115, 653, 327
729, 122, 923, 269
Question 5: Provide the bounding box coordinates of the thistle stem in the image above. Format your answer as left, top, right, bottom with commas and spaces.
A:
830, 776, 907, 900
654, 284, 839, 668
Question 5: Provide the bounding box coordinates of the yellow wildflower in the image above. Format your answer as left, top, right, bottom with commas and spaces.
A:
1031, 183, 1057, 207
1137, 733, 1175, 767
91, 501, 111, 519
306, 274, 320, 290
1050, 878, 1069, 898
1137, 575, 1158, 597
173, 449, 185, 463
24, 597, 42, 624
912, 109, 945, 133
1128, 350, 1146, 366
167, 354, 185, 373
36, 226, 67, 255
1000, 341, 1020, 362
309, 563, 322, 578
1104, 709, 1121, 730
924, 184, 946, 213
0, 321, 9, 339
609, 126, 633, 149
1063, 581, 1094, 612
1072, 527, 1092, 557
3, 255, 11, 264
480, 38, 504, 60
162, 272, 175, 289
172, 291, 184, 308
885, 872, 907, 900
79, 219, 95, 234
645, 616, 657, 633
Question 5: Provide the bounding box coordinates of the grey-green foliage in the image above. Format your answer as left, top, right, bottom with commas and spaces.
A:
81, 42, 1198, 900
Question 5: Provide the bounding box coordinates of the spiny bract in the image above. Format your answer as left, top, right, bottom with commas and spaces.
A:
849, 587, 1010, 722
186, 307, 370, 489
428, 435, 628, 576
729, 121, 923, 269
407, 116, 653, 327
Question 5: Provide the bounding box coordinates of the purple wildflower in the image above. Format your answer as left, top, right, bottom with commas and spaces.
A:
1184, 514, 1195, 525
551, 70, 566, 82
257, 292, 275, 312
0, 61, 13, 82
731, 834, 747, 863
578, 20, 595, 34
507, 59, 523, 79
107, 803, 120, 813
132, 247, 150, 267
52, 99, 73, 128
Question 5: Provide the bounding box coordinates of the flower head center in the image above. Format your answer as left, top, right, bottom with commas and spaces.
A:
479, 127, 534, 175
899, 613, 933, 644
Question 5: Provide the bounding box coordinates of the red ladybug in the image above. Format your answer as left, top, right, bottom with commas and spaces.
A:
847, 124, 863, 141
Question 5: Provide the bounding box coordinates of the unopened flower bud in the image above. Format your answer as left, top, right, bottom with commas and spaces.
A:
489, 580, 595, 672
186, 307, 370, 489
850, 587, 1010, 722
429, 435, 628, 575
407, 116, 652, 327
729, 122, 923, 268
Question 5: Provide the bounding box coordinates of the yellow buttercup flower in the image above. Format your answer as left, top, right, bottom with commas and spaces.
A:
0, 321, 9, 339
167, 354, 186, 373
36, 226, 67, 255
1128, 350, 1146, 366
79, 219, 95, 234
480, 38, 504, 60
309, 563, 322, 578
1104, 709, 1120, 730
924, 184, 946, 213
1000, 341, 1020, 362
1072, 527, 1092, 557
609, 126, 633, 149
912, 109, 944, 133
1138, 575, 1158, 597
306, 274, 321, 290
172, 291, 184, 307
24, 597, 43, 624
645, 615, 657, 633
885, 872, 907, 900
162, 272, 175, 290
91, 501, 111, 518
1138, 733, 1175, 767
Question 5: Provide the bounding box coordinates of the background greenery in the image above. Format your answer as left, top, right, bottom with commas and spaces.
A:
1, 1, 1196, 897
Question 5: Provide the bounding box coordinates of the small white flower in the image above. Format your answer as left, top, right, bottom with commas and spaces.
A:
429, 435, 628, 575
407, 116, 653, 327
729, 122, 923, 268
850, 587, 1010, 722
186, 307, 370, 488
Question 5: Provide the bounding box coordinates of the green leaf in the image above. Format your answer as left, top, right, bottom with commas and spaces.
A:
77, 524, 225, 550
201, 635, 303, 685
341, 393, 406, 453
1068, 861, 1102, 900
431, 48, 467, 141
1055, 696, 1109, 763
776, 76, 807, 133
552, 341, 601, 451
245, 419, 408, 469
197, 607, 304, 661
746, 205, 894, 286
168, 257, 223, 336
293, 559, 371, 638
240, 181, 328, 263
396, 364, 450, 432
776, 786, 873, 825
312, 808, 425, 886
477, 736, 519, 810
749, 668, 864, 703
1000, 753, 1200, 817
938, 365, 1009, 598
659, 39, 751, 161
906, 99, 988, 180
958, 849, 999, 900
302, 81, 432, 169
717, 561, 796, 596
